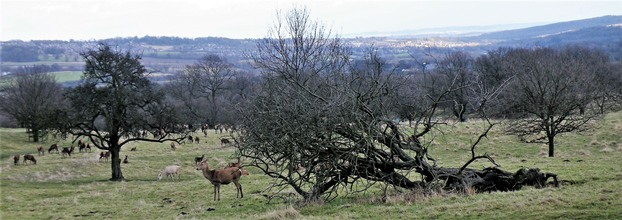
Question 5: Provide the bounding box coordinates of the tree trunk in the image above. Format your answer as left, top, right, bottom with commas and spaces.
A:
109, 145, 124, 181
453, 104, 467, 122
547, 134, 555, 157
32, 129, 39, 142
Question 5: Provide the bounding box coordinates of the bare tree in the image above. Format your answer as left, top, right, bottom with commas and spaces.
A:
505, 47, 604, 157
61, 43, 186, 181
0, 68, 64, 142
590, 53, 622, 113
435, 51, 477, 122
239, 8, 558, 202
175, 54, 236, 125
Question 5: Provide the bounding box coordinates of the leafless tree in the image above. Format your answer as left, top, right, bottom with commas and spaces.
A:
0, 69, 64, 142
176, 54, 236, 125
238, 8, 557, 202
435, 51, 477, 122
505, 47, 604, 157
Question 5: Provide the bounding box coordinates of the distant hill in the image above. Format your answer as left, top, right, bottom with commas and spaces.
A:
474, 15, 622, 41
2, 15, 621, 80
343, 22, 546, 38
469, 15, 622, 61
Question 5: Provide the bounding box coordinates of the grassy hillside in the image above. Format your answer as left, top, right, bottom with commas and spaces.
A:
1, 112, 621, 219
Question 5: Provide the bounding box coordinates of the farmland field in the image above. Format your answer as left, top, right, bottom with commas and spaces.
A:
1, 111, 621, 219
51, 71, 83, 83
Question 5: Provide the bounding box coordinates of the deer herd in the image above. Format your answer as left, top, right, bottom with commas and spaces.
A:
11, 123, 249, 201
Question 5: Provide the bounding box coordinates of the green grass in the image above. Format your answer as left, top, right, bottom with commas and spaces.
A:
0, 71, 83, 87
1, 111, 622, 219
51, 71, 83, 83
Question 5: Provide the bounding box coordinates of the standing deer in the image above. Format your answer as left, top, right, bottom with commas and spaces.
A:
37, 146, 45, 156
13, 154, 20, 165
196, 159, 244, 201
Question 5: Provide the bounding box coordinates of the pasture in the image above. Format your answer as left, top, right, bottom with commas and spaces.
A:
1, 111, 622, 219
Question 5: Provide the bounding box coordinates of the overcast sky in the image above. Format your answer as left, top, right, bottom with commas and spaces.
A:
1, 0, 621, 41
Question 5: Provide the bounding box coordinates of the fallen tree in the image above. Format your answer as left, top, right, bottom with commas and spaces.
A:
237, 7, 558, 202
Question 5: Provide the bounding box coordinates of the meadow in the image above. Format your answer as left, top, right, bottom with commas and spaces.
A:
1, 111, 621, 219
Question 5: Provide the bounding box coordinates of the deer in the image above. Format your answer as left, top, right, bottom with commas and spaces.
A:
220, 138, 231, 147
123, 155, 129, 164
37, 146, 45, 156
225, 159, 250, 176
187, 135, 194, 144
99, 151, 111, 162
79, 142, 87, 153
23, 154, 36, 165
158, 165, 181, 181
61, 146, 75, 157
13, 154, 20, 165
48, 144, 59, 154
196, 159, 244, 201
170, 142, 177, 151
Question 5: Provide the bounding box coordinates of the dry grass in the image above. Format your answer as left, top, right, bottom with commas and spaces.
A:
256, 206, 303, 220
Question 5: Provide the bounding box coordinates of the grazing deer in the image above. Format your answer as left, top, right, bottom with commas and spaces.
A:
48, 144, 59, 154
130, 147, 137, 151
196, 159, 244, 201
158, 165, 181, 181
23, 154, 36, 165
61, 146, 75, 157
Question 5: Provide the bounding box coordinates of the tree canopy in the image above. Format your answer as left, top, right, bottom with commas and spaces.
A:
0, 69, 64, 142
61, 43, 186, 180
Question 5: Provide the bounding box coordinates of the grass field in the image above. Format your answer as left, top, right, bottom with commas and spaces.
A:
51, 71, 83, 83
1, 112, 621, 219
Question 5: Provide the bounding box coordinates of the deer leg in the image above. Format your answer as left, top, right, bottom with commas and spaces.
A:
235, 181, 243, 198
213, 185, 217, 201
217, 185, 221, 201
